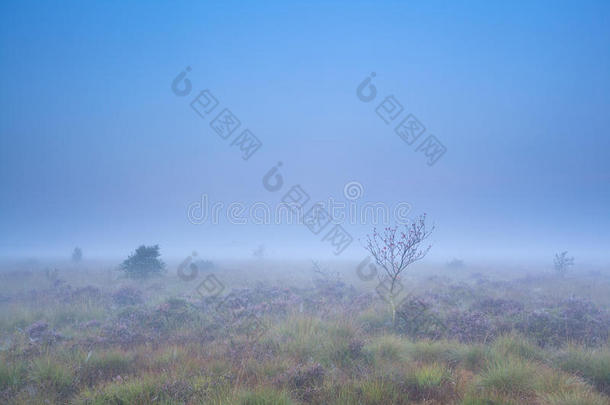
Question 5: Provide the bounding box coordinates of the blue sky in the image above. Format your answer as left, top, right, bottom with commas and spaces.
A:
1, 1, 609, 264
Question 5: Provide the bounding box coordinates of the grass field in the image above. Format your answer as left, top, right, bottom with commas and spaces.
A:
0, 259, 608, 404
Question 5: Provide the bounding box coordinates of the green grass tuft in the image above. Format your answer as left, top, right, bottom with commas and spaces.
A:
406, 340, 462, 365
478, 357, 537, 398
30, 356, 74, 397
413, 363, 449, 389
554, 346, 610, 395
239, 387, 295, 405
79, 349, 135, 385
492, 333, 543, 362
458, 344, 491, 372
542, 390, 609, 405
0, 358, 26, 391
364, 334, 409, 363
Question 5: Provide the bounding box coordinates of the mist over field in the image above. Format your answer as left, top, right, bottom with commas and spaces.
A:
0, 1, 609, 404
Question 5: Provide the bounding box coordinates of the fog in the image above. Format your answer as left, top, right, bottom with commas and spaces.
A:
0, 1, 608, 269
1, 3, 610, 404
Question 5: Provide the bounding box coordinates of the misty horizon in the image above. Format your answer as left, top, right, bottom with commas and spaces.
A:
1, 1, 609, 265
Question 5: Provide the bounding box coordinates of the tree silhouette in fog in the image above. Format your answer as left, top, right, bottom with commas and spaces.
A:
120, 245, 165, 279
554, 251, 574, 278
365, 214, 433, 325
71, 247, 82, 263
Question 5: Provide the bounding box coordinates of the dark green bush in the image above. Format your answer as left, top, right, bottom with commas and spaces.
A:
120, 245, 165, 279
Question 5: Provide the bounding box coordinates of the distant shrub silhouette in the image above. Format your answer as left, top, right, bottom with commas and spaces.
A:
120, 245, 165, 279
446, 258, 464, 269
193, 259, 215, 271
252, 244, 265, 259
71, 247, 82, 263
553, 251, 574, 277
